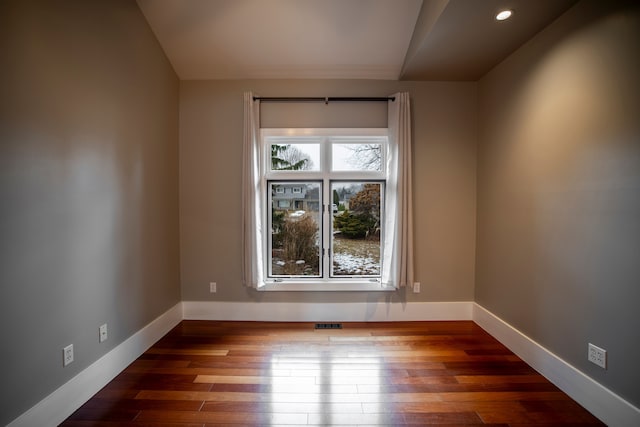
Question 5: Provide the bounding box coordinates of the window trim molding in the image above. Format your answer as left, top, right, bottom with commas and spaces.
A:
258, 281, 396, 292
261, 128, 392, 291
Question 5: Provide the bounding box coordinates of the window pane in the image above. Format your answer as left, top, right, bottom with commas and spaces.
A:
269, 182, 321, 277
270, 143, 320, 171
331, 182, 382, 277
332, 143, 382, 171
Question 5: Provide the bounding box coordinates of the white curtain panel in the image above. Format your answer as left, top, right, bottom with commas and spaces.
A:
241, 92, 265, 289
382, 92, 414, 288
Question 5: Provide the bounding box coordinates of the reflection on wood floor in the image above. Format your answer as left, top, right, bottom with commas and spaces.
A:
61, 321, 604, 426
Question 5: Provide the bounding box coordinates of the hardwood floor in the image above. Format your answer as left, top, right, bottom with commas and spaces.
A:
61, 321, 604, 426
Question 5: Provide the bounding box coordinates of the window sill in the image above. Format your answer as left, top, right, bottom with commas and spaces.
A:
258, 281, 397, 292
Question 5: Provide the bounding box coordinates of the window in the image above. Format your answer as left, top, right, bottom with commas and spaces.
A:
242, 91, 413, 292
262, 129, 389, 289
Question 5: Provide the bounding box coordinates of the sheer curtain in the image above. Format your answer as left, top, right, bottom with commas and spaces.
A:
382, 92, 414, 288
242, 92, 264, 289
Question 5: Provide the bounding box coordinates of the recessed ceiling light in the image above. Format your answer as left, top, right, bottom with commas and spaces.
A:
495, 10, 513, 21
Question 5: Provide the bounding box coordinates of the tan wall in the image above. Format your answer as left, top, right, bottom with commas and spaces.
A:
179, 79, 477, 303
0, 1, 180, 424
476, 0, 640, 406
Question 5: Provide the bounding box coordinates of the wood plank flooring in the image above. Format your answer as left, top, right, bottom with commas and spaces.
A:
61, 321, 604, 426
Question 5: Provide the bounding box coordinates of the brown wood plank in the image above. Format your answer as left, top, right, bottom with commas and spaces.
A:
60, 321, 604, 426
135, 409, 308, 424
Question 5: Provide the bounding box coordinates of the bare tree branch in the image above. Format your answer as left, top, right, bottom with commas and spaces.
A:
345, 144, 381, 170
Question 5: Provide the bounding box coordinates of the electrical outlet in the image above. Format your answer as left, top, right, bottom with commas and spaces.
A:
210, 282, 217, 293
413, 282, 421, 293
63, 344, 74, 366
588, 343, 607, 369
99, 324, 108, 343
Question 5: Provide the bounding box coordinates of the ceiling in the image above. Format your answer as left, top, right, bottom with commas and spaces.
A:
137, 0, 578, 81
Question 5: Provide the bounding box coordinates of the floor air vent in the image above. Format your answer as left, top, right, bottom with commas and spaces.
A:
315, 323, 343, 330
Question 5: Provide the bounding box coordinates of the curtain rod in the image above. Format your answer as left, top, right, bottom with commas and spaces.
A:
253, 96, 394, 103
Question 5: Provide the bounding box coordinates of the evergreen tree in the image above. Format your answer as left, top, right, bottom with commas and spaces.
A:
271, 144, 309, 170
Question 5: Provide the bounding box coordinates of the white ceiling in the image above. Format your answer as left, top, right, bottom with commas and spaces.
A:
137, 0, 578, 81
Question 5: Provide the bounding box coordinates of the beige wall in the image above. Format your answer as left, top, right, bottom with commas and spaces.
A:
0, 1, 180, 424
179, 79, 477, 303
476, 0, 640, 406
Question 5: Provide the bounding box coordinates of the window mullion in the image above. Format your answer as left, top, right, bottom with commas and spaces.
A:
321, 137, 331, 279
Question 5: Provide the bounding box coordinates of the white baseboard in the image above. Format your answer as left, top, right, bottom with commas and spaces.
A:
8, 302, 183, 427
183, 300, 474, 322
473, 303, 640, 427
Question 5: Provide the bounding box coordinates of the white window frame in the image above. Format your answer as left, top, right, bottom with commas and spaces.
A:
260, 128, 395, 291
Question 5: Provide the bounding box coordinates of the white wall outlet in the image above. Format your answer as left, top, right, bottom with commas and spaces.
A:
413, 282, 421, 293
99, 324, 108, 343
210, 282, 217, 293
588, 343, 607, 369
63, 344, 74, 366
